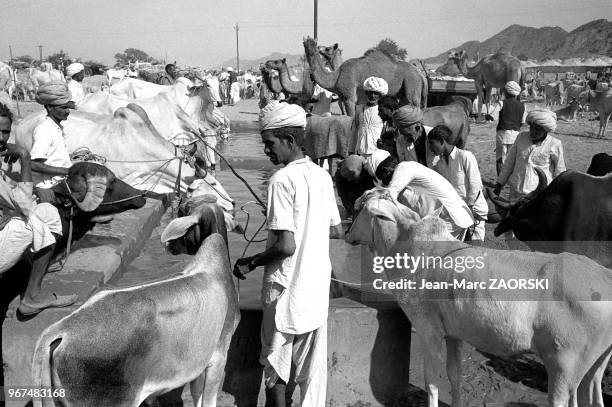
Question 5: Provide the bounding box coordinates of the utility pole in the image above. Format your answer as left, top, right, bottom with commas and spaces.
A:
314, 0, 318, 40
234, 22, 240, 73
37, 45, 43, 63
8, 45, 21, 117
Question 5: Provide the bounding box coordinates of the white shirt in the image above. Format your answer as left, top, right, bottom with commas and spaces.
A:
434, 147, 488, 216
497, 132, 566, 199
388, 161, 474, 229
67, 79, 85, 105
310, 84, 333, 117
354, 105, 383, 156
30, 116, 72, 188
265, 157, 341, 334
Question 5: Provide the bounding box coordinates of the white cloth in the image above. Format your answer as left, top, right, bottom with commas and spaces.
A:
260, 100, 307, 130
388, 161, 474, 229
260, 281, 327, 406
310, 84, 333, 117
497, 132, 566, 200
67, 79, 85, 105
230, 82, 240, 102
525, 108, 557, 133
264, 157, 341, 334
434, 147, 487, 241
30, 116, 72, 188
504, 81, 521, 96
355, 105, 383, 156
65, 63, 84, 78
365, 149, 390, 178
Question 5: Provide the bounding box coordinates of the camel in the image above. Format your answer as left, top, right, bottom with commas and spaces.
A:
259, 65, 284, 109
303, 37, 427, 117
318, 43, 343, 70
453, 49, 525, 119
264, 59, 314, 107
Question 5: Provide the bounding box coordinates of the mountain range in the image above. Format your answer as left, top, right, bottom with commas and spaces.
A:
217, 52, 304, 71
423, 18, 612, 63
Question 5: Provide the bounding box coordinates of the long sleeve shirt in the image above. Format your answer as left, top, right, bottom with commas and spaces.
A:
433, 147, 488, 216
354, 105, 383, 156
497, 132, 566, 199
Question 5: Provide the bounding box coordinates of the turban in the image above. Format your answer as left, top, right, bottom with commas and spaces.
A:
504, 81, 521, 96
526, 108, 557, 133
392, 105, 423, 129
365, 149, 390, 178
259, 100, 307, 130
363, 77, 388, 95
339, 155, 365, 180
227, 67, 234, 72
35, 81, 73, 107
66, 63, 84, 78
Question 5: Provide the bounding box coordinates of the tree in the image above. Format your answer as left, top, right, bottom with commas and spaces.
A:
114, 48, 155, 66
374, 38, 408, 61
14, 55, 34, 64
47, 50, 72, 70
517, 54, 529, 61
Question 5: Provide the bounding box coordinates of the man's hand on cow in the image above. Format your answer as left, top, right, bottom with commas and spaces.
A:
233, 256, 257, 280
493, 183, 502, 196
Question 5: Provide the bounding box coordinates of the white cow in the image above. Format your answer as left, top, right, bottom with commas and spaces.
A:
346, 188, 612, 407
32, 233, 240, 407
580, 89, 612, 138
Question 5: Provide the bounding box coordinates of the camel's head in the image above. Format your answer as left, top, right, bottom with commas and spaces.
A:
303, 37, 318, 56
453, 50, 469, 74
318, 43, 340, 59
265, 59, 284, 71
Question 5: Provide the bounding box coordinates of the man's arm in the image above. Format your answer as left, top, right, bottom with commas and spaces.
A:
464, 152, 483, 206
31, 160, 69, 176
233, 229, 295, 279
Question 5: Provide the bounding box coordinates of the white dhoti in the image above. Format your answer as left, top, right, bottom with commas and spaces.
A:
260, 282, 327, 407
230, 83, 241, 103
0, 203, 62, 274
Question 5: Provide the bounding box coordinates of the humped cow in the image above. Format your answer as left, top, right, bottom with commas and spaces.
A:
579, 89, 612, 138
346, 188, 612, 407
31, 231, 240, 407
544, 81, 564, 106
487, 166, 612, 267
14, 104, 218, 195
586, 152, 612, 176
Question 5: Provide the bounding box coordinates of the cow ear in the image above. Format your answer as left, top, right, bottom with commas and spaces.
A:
334, 43, 338, 50
369, 206, 396, 223
161, 215, 200, 243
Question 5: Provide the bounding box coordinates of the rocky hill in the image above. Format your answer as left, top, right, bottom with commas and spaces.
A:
216, 52, 304, 71
424, 18, 611, 63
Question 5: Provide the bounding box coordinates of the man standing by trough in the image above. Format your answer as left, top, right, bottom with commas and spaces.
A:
495, 81, 525, 175
234, 101, 342, 406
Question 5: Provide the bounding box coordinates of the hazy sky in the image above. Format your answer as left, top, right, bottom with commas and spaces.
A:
0, 0, 609, 68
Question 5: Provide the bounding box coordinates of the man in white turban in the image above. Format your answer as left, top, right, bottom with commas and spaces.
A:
495, 80, 526, 174
235, 99, 342, 406
351, 76, 388, 158
31, 81, 75, 189
495, 108, 565, 202
65, 62, 86, 105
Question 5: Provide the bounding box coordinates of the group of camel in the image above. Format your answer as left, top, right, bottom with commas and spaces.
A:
260, 38, 524, 119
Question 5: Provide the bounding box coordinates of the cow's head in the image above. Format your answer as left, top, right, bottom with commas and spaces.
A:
487, 167, 552, 239
50, 162, 146, 215
161, 194, 228, 255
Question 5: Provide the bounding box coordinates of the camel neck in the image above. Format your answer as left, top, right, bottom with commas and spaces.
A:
306, 47, 339, 91
278, 65, 304, 95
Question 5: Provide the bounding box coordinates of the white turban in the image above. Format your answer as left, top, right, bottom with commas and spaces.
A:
259, 101, 307, 130
363, 77, 388, 95
227, 67, 234, 72
365, 149, 391, 178
526, 108, 557, 133
504, 81, 521, 96
66, 63, 84, 78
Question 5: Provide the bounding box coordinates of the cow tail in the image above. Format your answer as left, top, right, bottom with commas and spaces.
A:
421, 75, 429, 109
519, 66, 525, 91
32, 331, 62, 407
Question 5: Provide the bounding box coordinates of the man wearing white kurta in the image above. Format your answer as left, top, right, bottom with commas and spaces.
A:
386, 160, 474, 240
30, 81, 75, 189
65, 63, 86, 105
428, 125, 488, 241
234, 101, 342, 407
351, 77, 387, 157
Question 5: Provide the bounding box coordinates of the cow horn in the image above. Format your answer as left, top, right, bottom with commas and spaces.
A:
74, 175, 107, 212
524, 167, 548, 201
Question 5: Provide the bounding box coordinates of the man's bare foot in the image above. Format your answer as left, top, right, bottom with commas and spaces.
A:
18, 293, 78, 316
